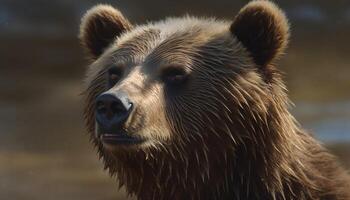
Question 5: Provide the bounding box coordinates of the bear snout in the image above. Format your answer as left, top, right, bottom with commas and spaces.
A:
95, 91, 133, 133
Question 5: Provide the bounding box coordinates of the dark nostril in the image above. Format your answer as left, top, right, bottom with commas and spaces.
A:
95, 92, 133, 127
96, 94, 124, 116
111, 101, 126, 114
96, 101, 107, 114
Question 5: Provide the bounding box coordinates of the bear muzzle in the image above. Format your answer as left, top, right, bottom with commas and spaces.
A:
95, 91, 144, 145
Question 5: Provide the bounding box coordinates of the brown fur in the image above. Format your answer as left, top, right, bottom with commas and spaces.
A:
80, 1, 350, 200
79, 4, 132, 59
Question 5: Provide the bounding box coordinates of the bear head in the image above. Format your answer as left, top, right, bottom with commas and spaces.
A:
79, 1, 297, 199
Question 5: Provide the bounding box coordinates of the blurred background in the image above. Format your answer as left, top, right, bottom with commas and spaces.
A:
0, 0, 349, 199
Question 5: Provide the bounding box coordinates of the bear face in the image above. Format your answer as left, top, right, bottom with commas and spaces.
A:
81, 0, 291, 197
81, 1, 289, 152
79, 1, 350, 200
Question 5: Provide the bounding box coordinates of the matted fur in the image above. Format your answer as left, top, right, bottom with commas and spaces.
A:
80, 1, 350, 200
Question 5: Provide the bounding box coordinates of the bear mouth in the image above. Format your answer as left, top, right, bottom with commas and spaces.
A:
99, 131, 144, 145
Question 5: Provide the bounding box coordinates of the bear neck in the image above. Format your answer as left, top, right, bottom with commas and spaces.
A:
105, 107, 320, 200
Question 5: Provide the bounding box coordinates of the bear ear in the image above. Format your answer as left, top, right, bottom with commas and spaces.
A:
230, 1, 289, 67
79, 5, 132, 59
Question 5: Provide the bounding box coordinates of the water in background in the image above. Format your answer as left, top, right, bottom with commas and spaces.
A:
294, 102, 350, 142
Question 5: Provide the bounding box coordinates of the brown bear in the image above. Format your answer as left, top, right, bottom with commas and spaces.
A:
79, 1, 350, 200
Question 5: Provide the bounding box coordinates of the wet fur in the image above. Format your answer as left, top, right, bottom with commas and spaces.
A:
80, 1, 350, 200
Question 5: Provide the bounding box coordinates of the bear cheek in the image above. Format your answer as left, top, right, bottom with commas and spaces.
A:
130, 86, 172, 143
145, 97, 172, 142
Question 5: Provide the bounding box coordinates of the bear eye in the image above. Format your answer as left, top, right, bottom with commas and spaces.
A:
161, 66, 188, 85
107, 68, 122, 87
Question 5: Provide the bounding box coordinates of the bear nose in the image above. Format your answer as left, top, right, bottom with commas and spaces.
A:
95, 92, 133, 131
